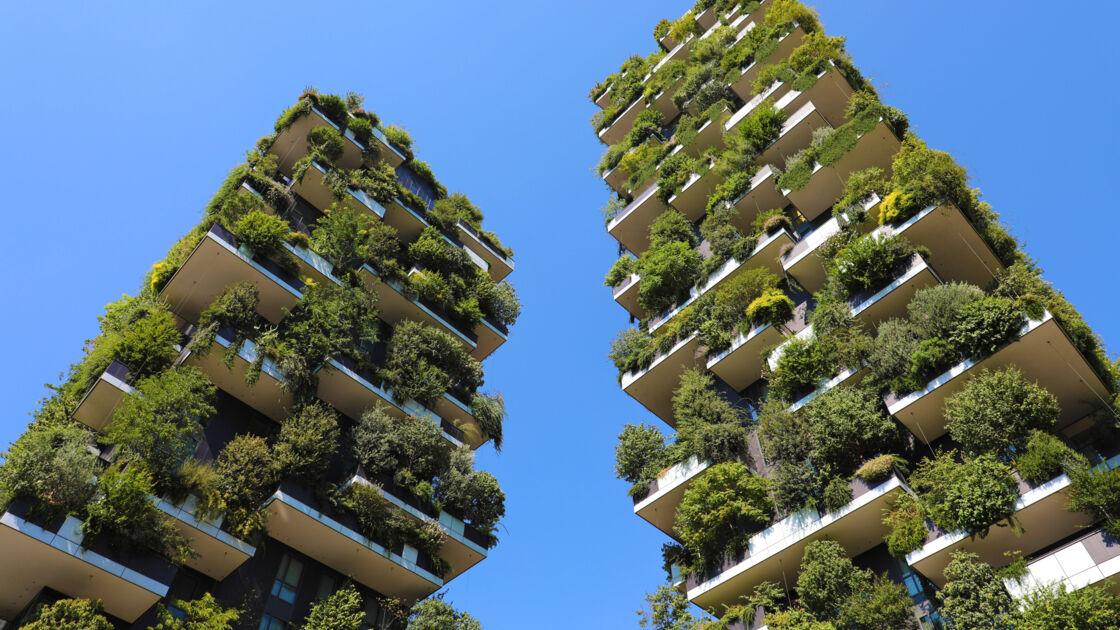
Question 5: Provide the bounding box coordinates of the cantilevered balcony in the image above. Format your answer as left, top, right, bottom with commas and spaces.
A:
269, 106, 406, 172
455, 219, 514, 282
687, 471, 909, 610
757, 100, 830, 171
728, 24, 808, 102
315, 355, 485, 449
183, 329, 292, 422
1006, 528, 1120, 599
0, 499, 177, 623
347, 472, 489, 581
708, 299, 810, 391
154, 495, 255, 581
161, 223, 304, 326
621, 334, 704, 427
647, 227, 795, 334
884, 311, 1113, 444
262, 481, 444, 603
612, 272, 644, 319
608, 178, 671, 256
634, 456, 711, 536
907, 453, 1120, 586
877, 203, 1004, 289
780, 203, 876, 293
726, 164, 786, 237
781, 118, 901, 222
726, 65, 853, 153
848, 253, 940, 326
290, 161, 429, 242
668, 160, 723, 221
72, 360, 133, 431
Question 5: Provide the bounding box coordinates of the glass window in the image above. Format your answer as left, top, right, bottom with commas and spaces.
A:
271, 554, 303, 604
259, 614, 287, 630
316, 574, 338, 601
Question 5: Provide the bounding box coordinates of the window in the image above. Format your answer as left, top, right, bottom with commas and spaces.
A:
271, 554, 303, 604
259, 614, 287, 630
315, 574, 338, 601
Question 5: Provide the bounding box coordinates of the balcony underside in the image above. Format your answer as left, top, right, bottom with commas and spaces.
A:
729, 165, 786, 236
72, 369, 132, 432
758, 101, 828, 172
613, 273, 644, 319
156, 497, 254, 581
635, 458, 711, 536
184, 337, 292, 423
622, 335, 703, 427
608, 184, 670, 257
886, 203, 1003, 289
1008, 528, 1120, 599
455, 221, 513, 282
730, 26, 807, 103
707, 323, 785, 391
270, 107, 365, 172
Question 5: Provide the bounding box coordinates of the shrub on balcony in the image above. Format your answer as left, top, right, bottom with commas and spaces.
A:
746, 289, 794, 328
106, 367, 216, 491
908, 282, 985, 339
604, 255, 638, 287
381, 125, 413, 157
299, 583, 365, 630
675, 461, 773, 574
335, 482, 449, 577
794, 539, 917, 629
99, 296, 180, 382
382, 320, 483, 408
470, 392, 507, 450
637, 210, 702, 313
717, 100, 788, 177
1014, 581, 1120, 629
1066, 462, 1120, 538
435, 447, 506, 546
704, 169, 757, 214
408, 598, 484, 630
855, 454, 899, 484
656, 152, 706, 202
407, 159, 448, 200
882, 493, 927, 557
82, 466, 194, 565
614, 423, 671, 497
192, 282, 267, 369
1014, 430, 1087, 485
827, 232, 915, 295
948, 296, 1026, 359
212, 434, 279, 539
312, 203, 404, 280
674, 369, 752, 465
938, 552, 1015, 629
307, 125, 345, 164
231, 209, 300, 276
21, 598, 113, 630
352, 405, 449, 501
832, 166, 885, 218
910, 451, 1019, 538
944, 367, 1060, 458
608, 327, 658, 376
766, 335, 832, 401
802, 386, 901, 477
0, 421, 99, 518
653, 18, 671, 41
153, 593, 241, 630
273, 402, 339, 487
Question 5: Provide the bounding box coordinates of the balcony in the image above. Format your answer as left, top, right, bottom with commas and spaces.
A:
1006, 528, 1120, 599
707, 300, 810, 391
780, 202, 877, 294
907, 453, 1120, 586
161, 223, 304, 326
634, 456, 711, 536
758, 100, 830, 172
876, 203, 1004, 289
612, 272, 644, 319
154, 495, 255, 581
729, 24, 808, 102
668, 161, 723, 221
621, 333, 704, 427
347, 472, 488, 581
727, 164, 786, 238
456, 219, 514, 283
848, 253, 940, 326
726, 64, 853, 155
0, 498, 177, 623
781, 118, 901, 222
314, 355, 484, 449
687, 471, 908, 610
269, 106, 406, 173
183, 329, 292, 422
262, 481, 444, 603
647, 227, 795, 334
72, 360, 133, 431
884, 311, 1113, 444
607, 176, 671, 256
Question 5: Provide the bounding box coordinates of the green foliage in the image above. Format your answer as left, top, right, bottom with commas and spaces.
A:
882, 493, 928, 557
605, 255, 638, 287
910, 451, 1019, 537
637, 585, 708, 630
470, 391, 506, 450
854, 454, 897, 484
1067, 463, 1120, 538
608, 327, 657, 375
939, 551, 1015, 629
232, 209, 294, 267
352, 404, 449, 498
151, 593, 240, 630
192, 281, 265, 370
1014, 581, 1120, 629
300, 583, 365, 630
21, 598, 113, 630
705, 170, 756, 214
948, 296, 1025, 359
794, 539, 917, 629
944, 367, 1060, 458
0, 421, 99, 517
668, 11, 701, 44
311, 203, 403, 279
382, 125, 414, 156
907, 282, 985, 339
273, 402, 339, 486
83, 466, 194, 564
801, 386, 899, 477
832, 167, 885, 216
306, 125, 345, 163
347, 115, 374, 147
407, 159, 448, 199
673, 369, 751, 465
827, 232, 915, 295
745, 289, 794, 328
637, 211, 703, 314
821, 476, 853, 512
335, 483, 448, 577
675, 461, 772, 574
653, 18, 671, 42
428, 193, 485, 232
212, 434, 278, 540
717, 100, 787, 176
614, 423, 669, 485
1015, 430, 1087, 485
105, 298, 180, 381
795, 539, 860, 618
766, 334, 835, 401
435, 447, 505, 545
107, 367, 216, 488
382, 320, 483, 409
407, 597, 483, 630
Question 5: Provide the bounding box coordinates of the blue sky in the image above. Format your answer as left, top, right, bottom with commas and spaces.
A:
0, 1, 1118, 628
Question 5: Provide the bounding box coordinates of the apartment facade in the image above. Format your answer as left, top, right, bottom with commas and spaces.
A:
0, 92, 516, 628
594, 1, 1119, 627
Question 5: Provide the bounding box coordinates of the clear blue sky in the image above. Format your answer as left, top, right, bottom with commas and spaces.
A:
1, 1, 1117, 628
